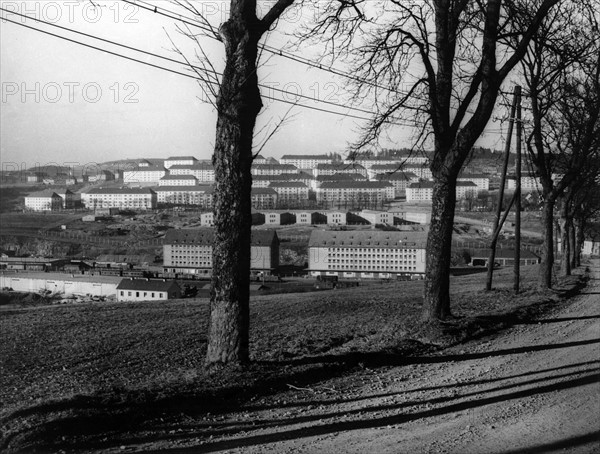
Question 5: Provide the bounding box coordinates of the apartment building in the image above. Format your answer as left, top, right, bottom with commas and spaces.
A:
24, 190, 63, 211
308, 230, 427, 279
280, 154, 332, 169
163, 228, 279, 277
251, 163, 299, 176
314, 163, 367, 178
251, 188, 278, 209
373, 172, 419, 197
81, 187, 157, 210
458, 173, 490, 192
123, 165, 166, 186
159, 175, 199, 186
268, 181, 309, 205
168, 163, 215, 183
154, 185, 214, 207
406, 181, 434, 202
164, 156, 199, 169
310, 173, 367, 191
456, 181, 479, 199
316, 181, 394, 207
252, 172, 313, 188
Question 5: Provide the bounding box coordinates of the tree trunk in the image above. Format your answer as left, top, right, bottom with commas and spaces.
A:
539, 198, 555, 288
574, 215, 585, 267
568, 217, 577, 270
423, 174, 457, 321
559, 202, 571, 276
206, 18, 261, 366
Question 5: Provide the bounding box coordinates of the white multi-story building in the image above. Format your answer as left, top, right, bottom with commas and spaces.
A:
163, 228, 279, 277
251, 188, 278, 209
81, 188, 157, 210
252, 172, 313, 188
308, 230, 427, 279
507, 174, 544, 193
268, 181, 309, 206
200, 212, 214, 226
406, 181, 434, 202
24, 190, 63, 211
359, 210, 393, 225
251, 163, 299, 176
373, 172, 419, 197
159, 175, 199, 186
168, 163, 215, 183
456, 181, 478, 199
123, 165, 166, 186
164, 156, 199, 169
280, 154, 332, 169
154, 185, 214, 207
314, 163, 367, 178
311, 174, 366, 191
458, 173, 490, 192
316, 181, 394, 207
404, 164, 433, 180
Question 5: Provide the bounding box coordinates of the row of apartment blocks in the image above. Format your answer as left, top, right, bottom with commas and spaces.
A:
161, 227, 429, 281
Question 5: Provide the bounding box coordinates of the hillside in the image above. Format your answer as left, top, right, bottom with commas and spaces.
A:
0, 264, 591, 452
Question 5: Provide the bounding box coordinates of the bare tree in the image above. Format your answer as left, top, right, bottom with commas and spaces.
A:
174, 0, 296, 366
518, 1, 600, 287
304, 0, 560, 321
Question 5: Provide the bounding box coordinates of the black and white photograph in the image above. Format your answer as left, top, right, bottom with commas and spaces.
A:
1, 0, 599, 452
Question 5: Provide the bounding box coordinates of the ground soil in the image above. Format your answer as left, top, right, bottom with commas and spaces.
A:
123, 261, 600, 453
1, 263, 598, 453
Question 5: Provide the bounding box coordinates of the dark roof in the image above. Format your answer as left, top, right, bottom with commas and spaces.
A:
316, 163, 366, 170
458, 173, 490, 179
409, 181, 435, 189
166, 156, 198, 160
269, 181, 308, 188
254, 172, 312, 181
315, 174, 366, 182
160, 175, 198, 180
154, 185, 214, 192
26, 190, 60, 198
130, 165, 165, 171
457, 181, 478, 187
84, 188, 156, 195
320, 181, 392, 189
374, 172, 417, 181
308, 230, 428, 248
253, 164, 298, 170
117, 279, 180, 292
280, 154, 331, 160
164, 228, 278, 246
252, 188, 278, 195
96, 254, 155, 264
168, 163, 214, 170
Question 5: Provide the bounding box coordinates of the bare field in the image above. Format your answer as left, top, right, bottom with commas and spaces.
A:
0, 265, 586, 452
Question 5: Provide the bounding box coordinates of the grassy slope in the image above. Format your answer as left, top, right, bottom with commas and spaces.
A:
0, 266, 582, 451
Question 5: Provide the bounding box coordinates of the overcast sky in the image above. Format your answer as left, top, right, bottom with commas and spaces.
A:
0, 0, 507, 170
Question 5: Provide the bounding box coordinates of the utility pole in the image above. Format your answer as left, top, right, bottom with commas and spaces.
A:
514, 87, 522, 293
486, 86, 520, 291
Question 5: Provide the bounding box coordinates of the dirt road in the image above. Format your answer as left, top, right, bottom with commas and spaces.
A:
134, 261, 599, 454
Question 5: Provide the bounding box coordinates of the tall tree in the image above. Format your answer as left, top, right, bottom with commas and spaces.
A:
304, 0, 560, 320
177, 0, 296, 366
518, 1, 600, 287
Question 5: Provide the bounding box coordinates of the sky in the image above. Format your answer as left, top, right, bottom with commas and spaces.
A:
0, 0, 508, 171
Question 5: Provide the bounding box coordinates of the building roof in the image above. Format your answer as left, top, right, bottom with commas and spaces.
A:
116, 278, 181, 292
26, 190, 60, 198
129, 165, 165, 171
253, 172, 313, 181
374, 172, 417, 181
164, 228, 278, 246
457, 181, 478, 187
166, 156, 198, 161
458, 173, 490, 179
316, 163, 366, 170
83, 187, 156, 195
168, 163, 214, 170
280, 154, 331, 160
95, 254, 155, 264
252, 163, 298, 170
268, 181, 308, 188
252, 188, 278, 195
160, 174, 199, 180
154, 185, 214, 193
308, 230, 428, 248
320, 181, 392, 189
409, 181, 435, 189
315, 174, 366, 182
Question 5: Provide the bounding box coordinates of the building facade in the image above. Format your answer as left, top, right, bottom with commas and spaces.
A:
154, 185, 214, 207
280, 154, 332, 169
24, 190, 63, 211
81, 188, 157, 210
308, 230, 427, 279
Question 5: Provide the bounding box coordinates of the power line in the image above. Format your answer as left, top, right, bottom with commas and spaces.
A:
0, 12, 411, 125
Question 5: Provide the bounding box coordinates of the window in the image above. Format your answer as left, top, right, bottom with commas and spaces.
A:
136, 292, 140, 297
152, 292, 155, 297
120, 291, 124, 296
128, 291, 132, 296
